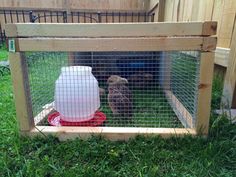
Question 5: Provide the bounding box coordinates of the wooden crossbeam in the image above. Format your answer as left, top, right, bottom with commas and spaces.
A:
15, 37, 216, 52
6, 22, 217, 38
30, 126, 197, 141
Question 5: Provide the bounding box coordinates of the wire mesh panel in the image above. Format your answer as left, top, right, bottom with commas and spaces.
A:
167, 52, 200, 128
26, 51, 200, 128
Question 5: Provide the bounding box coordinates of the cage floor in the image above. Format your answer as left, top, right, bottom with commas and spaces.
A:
36, 86, 183, 128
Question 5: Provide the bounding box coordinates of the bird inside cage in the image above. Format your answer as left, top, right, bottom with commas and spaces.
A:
128, 72, 154, 89
107, 75, 133, 123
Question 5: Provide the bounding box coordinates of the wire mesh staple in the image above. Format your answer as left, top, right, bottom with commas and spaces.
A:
26, 51, 200, 128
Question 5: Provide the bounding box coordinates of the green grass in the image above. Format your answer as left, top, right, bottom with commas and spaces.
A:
0, 43, 8, 61
211, 73, 224, 110
27, 52, 68, 115
171, 52, 200, 116
0, 45, 235, 176
100, 88, 182, 128
28, 52, 180, 128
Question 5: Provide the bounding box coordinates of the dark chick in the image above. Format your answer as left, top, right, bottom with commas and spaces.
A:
107, 75, 133, 122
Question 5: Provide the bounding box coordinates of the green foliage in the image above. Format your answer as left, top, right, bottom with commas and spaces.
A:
0, 47, 235, 176
211, 74, 224, 110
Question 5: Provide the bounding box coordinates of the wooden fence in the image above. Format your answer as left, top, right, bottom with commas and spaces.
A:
148, 0, 236, 108
0, 0, 148, 11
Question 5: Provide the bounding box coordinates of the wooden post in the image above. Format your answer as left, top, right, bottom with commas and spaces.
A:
196, 52, 214, 134
9, 52, 34, 131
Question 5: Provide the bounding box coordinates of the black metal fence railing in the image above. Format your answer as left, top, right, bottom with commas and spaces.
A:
0, 9, 155, 46
0, 24, 6, 46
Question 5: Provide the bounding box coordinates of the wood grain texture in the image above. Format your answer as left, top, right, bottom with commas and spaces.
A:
29, 126, 197, 141
9, 52, 34, 131
202, 21, 217, 36
162, 0, 235, 48
16, 37, 216, 52
217, 0, 236, 48
196, 52, 215, 135
5, 22, 217, 38
157, 0, 165, 22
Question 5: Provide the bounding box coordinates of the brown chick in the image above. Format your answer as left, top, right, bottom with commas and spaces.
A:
107, 75, 133, 122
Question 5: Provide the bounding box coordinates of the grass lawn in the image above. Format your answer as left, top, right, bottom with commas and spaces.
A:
0, 44, 8, 61
28, 52, 181, 128
0, 46, 235, 176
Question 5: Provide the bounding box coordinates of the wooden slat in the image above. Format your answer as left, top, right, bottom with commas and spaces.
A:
147, 0, 165, 22
29, 126, 197, 141
212, 0, 224, 42
204, 0, 214, 21
217, 0, 236, 48
164, 90, 193, 128
222, 20, 236, 108
182, 0, 193, 21
191, 0, 200, 21
157, 0, 165, 22
5, 22, 217, 38
148, 0, 159, 12
16, 37, 217, 52
214, 47, 230, 67
9, 52, 34, 131
171, 0, 180, 22
196, 52, 215, 135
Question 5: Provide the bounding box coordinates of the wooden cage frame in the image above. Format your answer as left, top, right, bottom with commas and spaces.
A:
6, 22, 217, 141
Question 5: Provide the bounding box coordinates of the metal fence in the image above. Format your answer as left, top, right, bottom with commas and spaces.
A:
0, 9, 155, 46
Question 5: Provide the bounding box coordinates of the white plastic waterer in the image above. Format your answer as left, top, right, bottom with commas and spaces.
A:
54, 66, 100, 122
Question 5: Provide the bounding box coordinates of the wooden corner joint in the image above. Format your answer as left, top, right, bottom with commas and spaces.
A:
202, 21, 217, 36
5, 24, 18, 37
202, 37, 217, 51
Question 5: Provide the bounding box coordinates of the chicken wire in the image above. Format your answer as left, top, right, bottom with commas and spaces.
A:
26, 51, 200, 128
